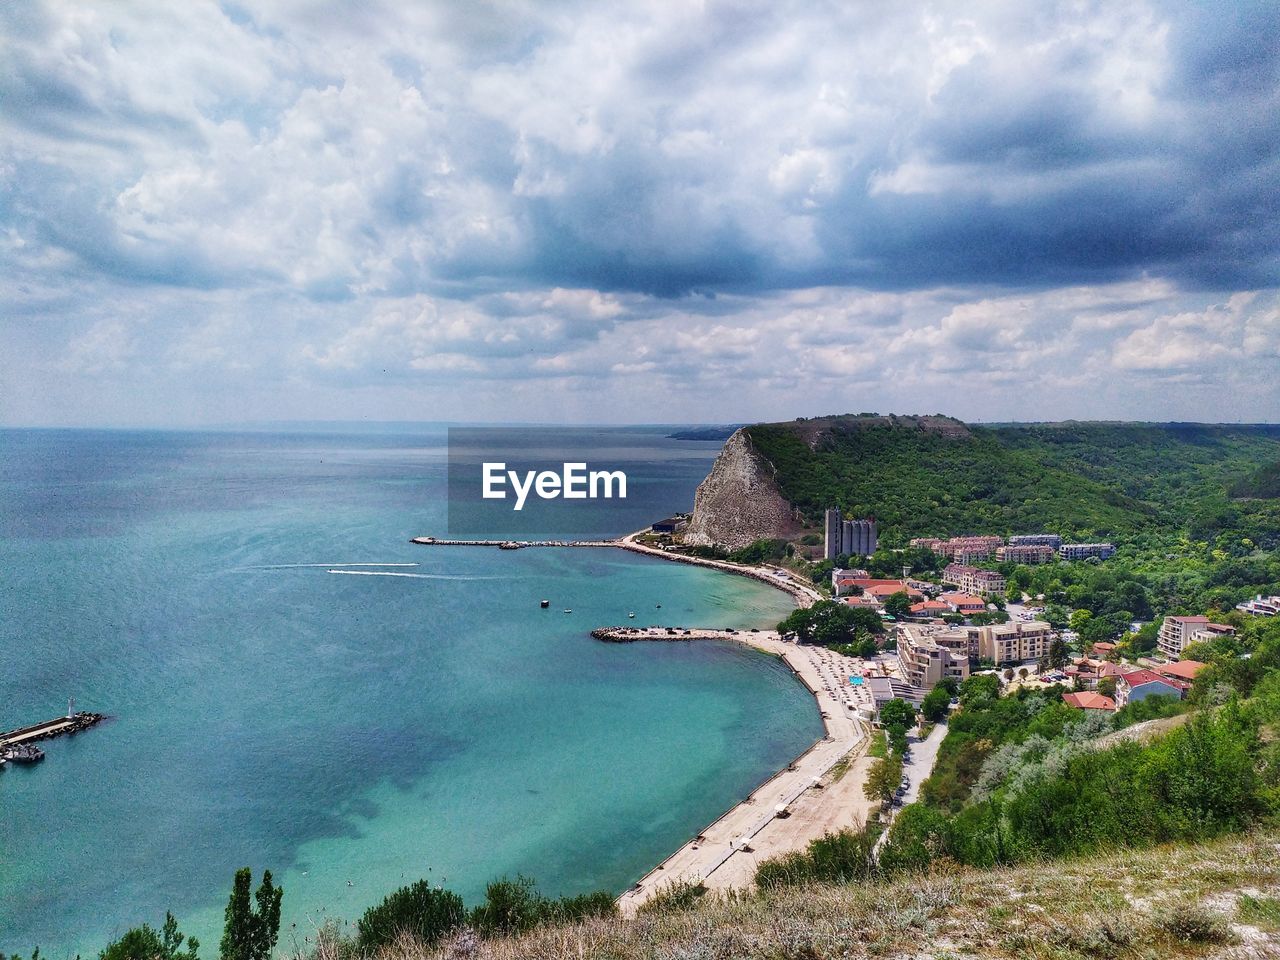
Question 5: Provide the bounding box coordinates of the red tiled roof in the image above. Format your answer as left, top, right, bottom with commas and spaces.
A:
1121, 669, 1184, 689
1063, 692, 1116, 711
1155, 660, 1206, 680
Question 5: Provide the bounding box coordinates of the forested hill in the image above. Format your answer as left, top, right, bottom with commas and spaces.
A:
740, 415, 1280, 544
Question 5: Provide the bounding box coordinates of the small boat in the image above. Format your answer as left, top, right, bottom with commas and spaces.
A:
628, 612, 636, 618
564, 608, 573, 614
656, 603, 662, 609
540, 600, 550, 608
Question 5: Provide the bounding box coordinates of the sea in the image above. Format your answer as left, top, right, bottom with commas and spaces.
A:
0, 426, 819, 956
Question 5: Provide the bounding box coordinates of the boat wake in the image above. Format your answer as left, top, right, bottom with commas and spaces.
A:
247, 563, 420, 569
325, 570, 500, 580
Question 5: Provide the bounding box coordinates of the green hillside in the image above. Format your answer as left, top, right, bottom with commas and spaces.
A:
742, 415, 1280, 546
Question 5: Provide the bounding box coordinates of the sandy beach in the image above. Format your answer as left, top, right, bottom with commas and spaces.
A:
606, 628, 875, 913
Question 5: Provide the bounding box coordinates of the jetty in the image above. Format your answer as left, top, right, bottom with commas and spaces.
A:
411, 537, 618, 549
0, 705, 104, 769
411, 531, 823, 607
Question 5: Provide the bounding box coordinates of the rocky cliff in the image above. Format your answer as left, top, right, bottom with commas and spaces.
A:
683, 428, 802, 549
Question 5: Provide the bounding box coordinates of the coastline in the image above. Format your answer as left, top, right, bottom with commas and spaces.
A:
590, 543, 872, 907
600, 628, 872, 913
413, 529, 872, 909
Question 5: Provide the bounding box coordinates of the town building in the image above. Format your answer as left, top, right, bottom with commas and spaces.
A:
823, 508, 877, 559
898, 625, 971, 690
833, 576, 921, 604
909, 537, 945, 551
1062, 691, 1116, 712
1009, 534, 1064, 548
977, 621, 1053, 664
831, 568, 870, 594
914, 535, 1004, 560
650, 516, 688, 534
907, 599, 952, 620
1237, 595, 1280, 616
1157, 615, 1235, 660
1153, 660, 1207, 683
942, 564, 1007, 595
864, 675, 924, 715
996, 544, 1057, 564
1066, 657, 1125, 690
1058, 542, 1117, 561
1116, 669, 1188, 708
939, 592, 987, 614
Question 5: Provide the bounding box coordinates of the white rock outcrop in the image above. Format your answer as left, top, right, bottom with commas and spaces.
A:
683, 429, 802, 549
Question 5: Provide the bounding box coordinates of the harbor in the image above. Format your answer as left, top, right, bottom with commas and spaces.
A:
1, 704, 104, 768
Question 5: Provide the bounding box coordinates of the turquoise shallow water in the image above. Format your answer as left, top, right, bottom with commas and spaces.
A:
0, 427, 817, 955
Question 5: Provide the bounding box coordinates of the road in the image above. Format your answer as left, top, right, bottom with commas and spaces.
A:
872, 719, 948, 858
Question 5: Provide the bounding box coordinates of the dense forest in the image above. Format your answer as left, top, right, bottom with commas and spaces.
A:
743, 414, 1280, 623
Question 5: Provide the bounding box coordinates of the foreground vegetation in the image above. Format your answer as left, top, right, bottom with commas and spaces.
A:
310, 831, 1280, 959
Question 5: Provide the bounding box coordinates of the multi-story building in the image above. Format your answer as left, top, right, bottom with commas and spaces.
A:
1157, 615, 1235, 659
1009, 533, 1063, 548
909, 537, 945, 551
942, 564, 1007, 596
898, 625, 971, 691
996, 544, 1057, 564
824, 508, 842, 561
1058, 542, 1116, 561
977, 621, 1053, 664
1237, 595, 1280, 616
916, 536, 1004, 560
823, 508, 877, 559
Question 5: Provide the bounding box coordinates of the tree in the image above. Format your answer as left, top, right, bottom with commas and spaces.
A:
883, 590, 913, 621
357, 881, 465, 952
864, 755, 903, 803
100, 915, 198, 960
921, 686, 950, 722
220, 869, 282, 960
878, 698, 916, 731
777, 601, 882, 647
1097, 677, 1117, 699
1069, 609, 1093, 634
1047, 638, 1070, 669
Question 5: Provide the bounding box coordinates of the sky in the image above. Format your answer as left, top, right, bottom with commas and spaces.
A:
2, 0, 1278, 427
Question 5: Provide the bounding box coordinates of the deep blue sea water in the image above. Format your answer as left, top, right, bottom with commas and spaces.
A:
0, 427, 817, 956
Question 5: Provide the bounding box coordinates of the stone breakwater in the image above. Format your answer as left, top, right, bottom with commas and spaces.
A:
0, 711, 105, 767
592, 626, 764, 643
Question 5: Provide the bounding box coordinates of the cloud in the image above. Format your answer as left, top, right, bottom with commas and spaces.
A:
0, 0, 1278, 425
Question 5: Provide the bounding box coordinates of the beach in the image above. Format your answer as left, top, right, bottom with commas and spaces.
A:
601, 629, 875, 912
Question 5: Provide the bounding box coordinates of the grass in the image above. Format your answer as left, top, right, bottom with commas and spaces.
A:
1238, 893, 1280, 930
868, 730, 887, 759
347, 830, 1280, 960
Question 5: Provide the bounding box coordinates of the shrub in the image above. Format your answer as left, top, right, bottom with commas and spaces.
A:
1157, 903, 1235, 945
755, 828, 877, 887
636, 880, 707, 915
357, 880, 465, 951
